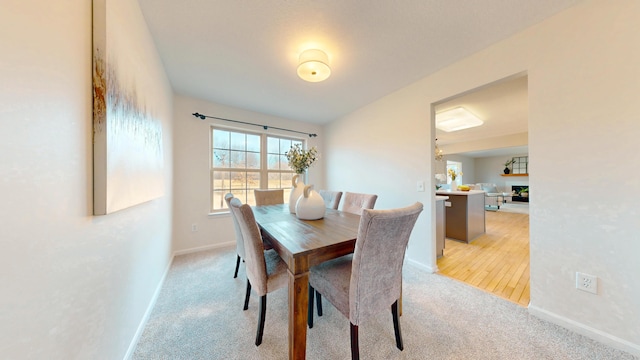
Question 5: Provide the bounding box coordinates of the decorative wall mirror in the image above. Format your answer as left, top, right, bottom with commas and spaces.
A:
512, 156, 528, 174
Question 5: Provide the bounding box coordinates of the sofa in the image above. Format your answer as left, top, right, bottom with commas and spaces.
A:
469, 183, 512, 209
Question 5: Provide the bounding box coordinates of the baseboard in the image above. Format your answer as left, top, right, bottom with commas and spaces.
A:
529, 305, 640, 357
123, 254, 175, 360
406, 258, 437, 273
173, 241, 234, 256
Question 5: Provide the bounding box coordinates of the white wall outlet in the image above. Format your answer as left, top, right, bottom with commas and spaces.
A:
417, 180, 425, 192
191, 223, 198, 232
576, 272, 598, 294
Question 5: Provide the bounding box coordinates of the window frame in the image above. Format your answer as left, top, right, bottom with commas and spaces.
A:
210, 125, 305, 213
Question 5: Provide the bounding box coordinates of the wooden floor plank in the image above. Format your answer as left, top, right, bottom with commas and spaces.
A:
437, 208, 530, 306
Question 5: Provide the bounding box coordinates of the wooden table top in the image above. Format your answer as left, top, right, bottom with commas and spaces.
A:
252, 203, 360, 272
253, 204, 359, 252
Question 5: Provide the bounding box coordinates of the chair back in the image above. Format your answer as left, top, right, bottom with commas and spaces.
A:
342, 192, 378, 215
318, 190, 343, 210
254, 189, 284, 206
349, 202, 423, 325
229, 197, 269, 296
225, 193, 245, 259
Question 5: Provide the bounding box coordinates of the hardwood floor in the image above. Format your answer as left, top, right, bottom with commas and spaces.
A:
436, 208, 530, 306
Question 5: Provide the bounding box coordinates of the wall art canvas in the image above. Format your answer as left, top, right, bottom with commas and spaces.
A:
93, 0, 164, 215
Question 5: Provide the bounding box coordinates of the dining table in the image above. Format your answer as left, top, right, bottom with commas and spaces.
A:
252, 203, 361, 360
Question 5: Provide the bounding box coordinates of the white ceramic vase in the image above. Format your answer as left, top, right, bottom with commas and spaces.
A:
295, 185, 325, 220
289, 174, 305, 213
450, 180, 458, 191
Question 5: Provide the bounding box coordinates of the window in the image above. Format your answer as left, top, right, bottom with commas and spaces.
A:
211, 127, 303, 212
446, 161, 463, 185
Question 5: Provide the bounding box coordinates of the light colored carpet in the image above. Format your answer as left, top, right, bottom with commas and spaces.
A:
132, 248, 636, 359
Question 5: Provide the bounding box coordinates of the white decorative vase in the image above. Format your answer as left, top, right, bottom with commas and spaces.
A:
450, 180, 458, 191
295, 185, 325, 220
289, 174, 305, 213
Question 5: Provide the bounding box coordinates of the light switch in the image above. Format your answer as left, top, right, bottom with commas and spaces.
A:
417, 180, 425, 192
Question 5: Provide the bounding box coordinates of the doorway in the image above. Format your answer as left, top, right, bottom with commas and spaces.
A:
433, 73, 530, 306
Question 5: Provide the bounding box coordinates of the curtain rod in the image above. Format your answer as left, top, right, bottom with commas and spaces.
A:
192, 112, 318, 138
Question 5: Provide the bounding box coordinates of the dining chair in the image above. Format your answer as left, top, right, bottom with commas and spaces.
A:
225, 192, 274, 308
310, 191, 377, 318
318, 190, 343, 210
254, 189, 284, 206
229, 197, 288, 346
225, 193, 246, 279
307, 202, 423, 359
341, 192, 378, 215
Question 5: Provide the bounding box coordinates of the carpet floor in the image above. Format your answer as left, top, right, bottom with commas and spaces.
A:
132, 248, 636, 359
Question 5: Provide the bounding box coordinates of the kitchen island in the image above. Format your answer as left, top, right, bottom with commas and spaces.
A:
436, 189, 485, 243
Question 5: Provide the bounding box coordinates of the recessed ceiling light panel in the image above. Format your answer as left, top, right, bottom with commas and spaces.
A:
436, 107, 484, 132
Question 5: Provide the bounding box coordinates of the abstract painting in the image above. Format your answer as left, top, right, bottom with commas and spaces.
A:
92, 0, 164, 215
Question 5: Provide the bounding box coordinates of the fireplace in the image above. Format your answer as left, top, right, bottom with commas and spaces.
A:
511, 185, 529, 202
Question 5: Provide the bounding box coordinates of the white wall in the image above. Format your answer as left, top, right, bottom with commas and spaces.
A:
475, 154, 529, 192
325, 0, 640, 355
172, 94, 323, 254
0, 1, 174, 358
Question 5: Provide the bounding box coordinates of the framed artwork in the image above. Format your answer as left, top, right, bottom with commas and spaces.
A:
92, 0, 164, 215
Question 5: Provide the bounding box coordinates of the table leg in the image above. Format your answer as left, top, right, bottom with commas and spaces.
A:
288, 269, 309, 360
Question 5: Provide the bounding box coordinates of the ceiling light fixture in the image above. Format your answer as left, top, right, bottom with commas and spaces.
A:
297, 49, 331, 82
435, 107, 483, 132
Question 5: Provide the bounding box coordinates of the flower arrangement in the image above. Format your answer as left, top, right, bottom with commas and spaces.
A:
504, 159, 515, 167
285, 144, 318, 174
447, 168, 462, 181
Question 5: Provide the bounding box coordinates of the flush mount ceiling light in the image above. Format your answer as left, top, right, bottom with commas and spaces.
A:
297, 49, 331, 82
436, 107, 484, 132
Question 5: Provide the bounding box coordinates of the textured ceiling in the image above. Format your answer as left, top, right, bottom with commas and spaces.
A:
138, 0, 581, 124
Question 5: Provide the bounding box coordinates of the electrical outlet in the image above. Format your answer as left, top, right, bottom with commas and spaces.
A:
417, 180, 425, 192
576, 272, 598, 294
191, 224, 198, 232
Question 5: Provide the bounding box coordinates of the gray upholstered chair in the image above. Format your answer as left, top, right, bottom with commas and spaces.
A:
341, 192, 378, 215
254, 189, 284, 206
311, 191, 377, 316
318, 190, 343, 210
225, 193, 246, 279
308, 202, 423, 359
229, 197, 288, 346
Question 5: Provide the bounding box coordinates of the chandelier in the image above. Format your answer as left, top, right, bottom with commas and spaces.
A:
435, 138, 444, 161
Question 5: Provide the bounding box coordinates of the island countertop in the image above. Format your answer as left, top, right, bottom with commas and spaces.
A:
436, 189, 485, 196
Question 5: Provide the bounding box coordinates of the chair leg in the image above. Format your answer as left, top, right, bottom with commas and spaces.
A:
243, 280, 251, 310
350, 323, 359, 360
316, 290, 323, 316
391, 300, 403, 351
233, 255, 241, 278
308, 285, 315, 328
255, 295, 267, 346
